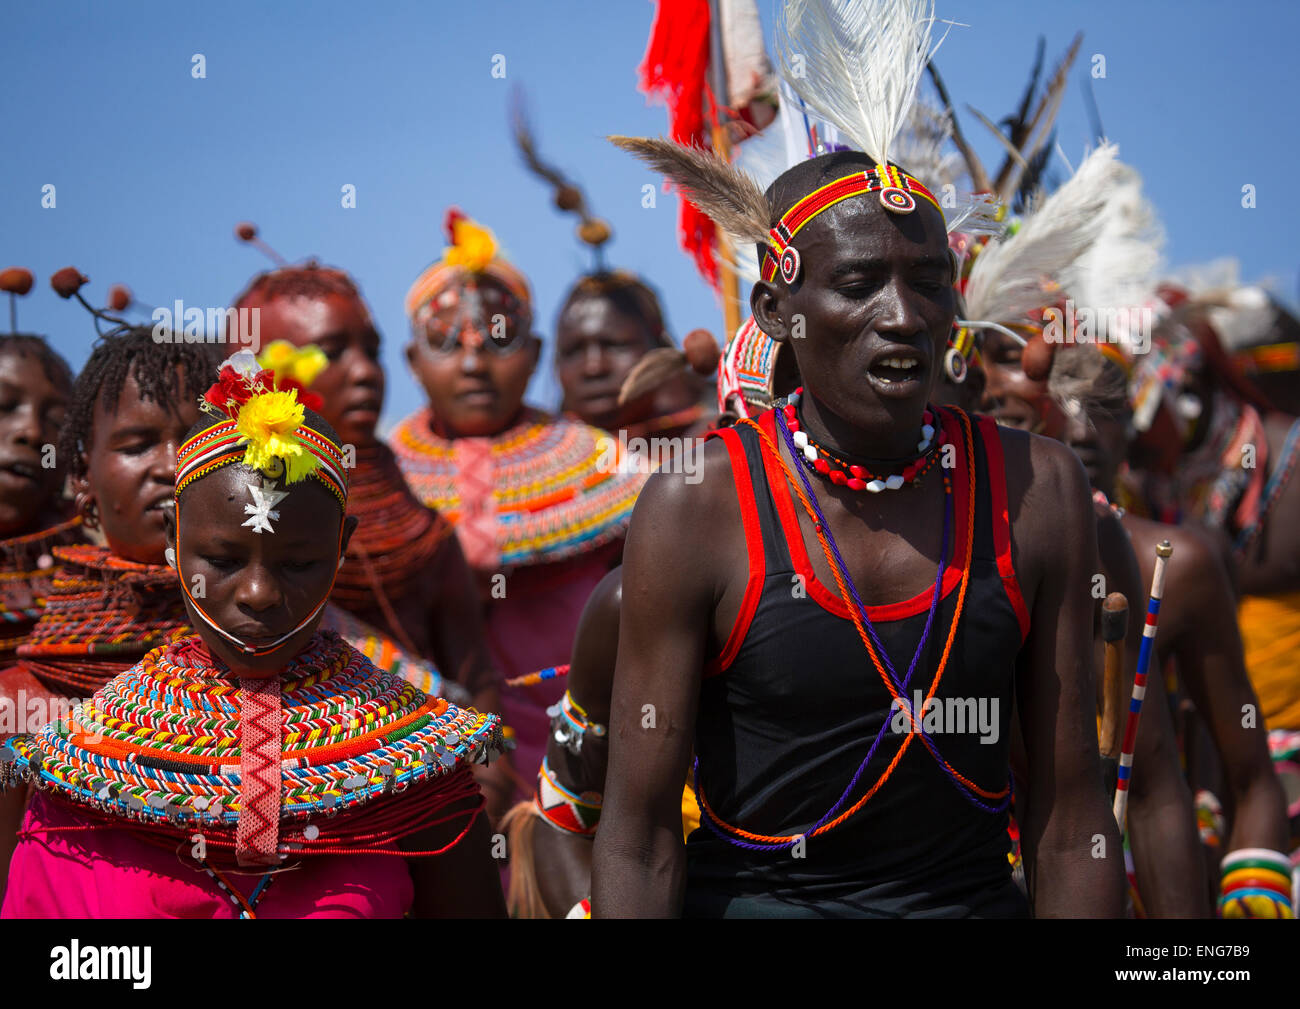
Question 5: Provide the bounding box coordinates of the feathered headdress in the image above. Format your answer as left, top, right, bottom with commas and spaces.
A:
775, 0, 944, 173
961, 142, 1125, 333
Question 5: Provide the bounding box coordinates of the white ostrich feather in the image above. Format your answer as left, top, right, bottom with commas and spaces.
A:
1070, 161, 1165, 340
964, 141, 1126, 326
776, 0, 945, 170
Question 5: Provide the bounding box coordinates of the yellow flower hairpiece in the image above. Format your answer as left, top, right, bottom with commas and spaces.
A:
236, 389, 318, 483
258, 340, 328, 388
442, 217, 498, 273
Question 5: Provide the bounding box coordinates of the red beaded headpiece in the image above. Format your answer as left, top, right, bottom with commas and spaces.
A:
762, 163, 942, 285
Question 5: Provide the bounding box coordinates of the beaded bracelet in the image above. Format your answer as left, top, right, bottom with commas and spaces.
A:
1219, 847, 1295, 919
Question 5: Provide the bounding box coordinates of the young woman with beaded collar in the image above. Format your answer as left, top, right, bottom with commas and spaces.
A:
0, 357, 507, 917
591, 0, 1124, 917
391, 210, 645, 797
227, 235, 512, 818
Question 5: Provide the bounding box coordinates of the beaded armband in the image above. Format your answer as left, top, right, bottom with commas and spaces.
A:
1219, 848, 1295, 919
546, 689, 607, 756
533, 756, 601, 836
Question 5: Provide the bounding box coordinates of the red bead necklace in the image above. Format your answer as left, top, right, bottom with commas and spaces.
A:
781, 388, 944, 492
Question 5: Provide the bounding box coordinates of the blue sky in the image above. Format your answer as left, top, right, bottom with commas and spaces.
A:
2, 0, 1295, 430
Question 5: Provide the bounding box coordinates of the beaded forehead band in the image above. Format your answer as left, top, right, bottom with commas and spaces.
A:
762, 163, 942, 285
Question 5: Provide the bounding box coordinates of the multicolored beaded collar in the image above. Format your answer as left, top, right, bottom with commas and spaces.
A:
389, 408, 645, 570
0, 516, 84, 663
17, 544, 191, 695
0, 631, 505, 864
782, 389, 943, 492
762, 163, 941, 285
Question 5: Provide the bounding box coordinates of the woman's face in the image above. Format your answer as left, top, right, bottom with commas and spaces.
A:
0, 349, 69, 536
242, 291, 385, 447
82, 367, 199, 564
172, 464, 356, 678
405, 276, 538, 438
556, 297, 659, 429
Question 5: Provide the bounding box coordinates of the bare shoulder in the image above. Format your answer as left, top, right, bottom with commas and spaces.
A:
625, 435, 740, 546
994, 425, 1092, 530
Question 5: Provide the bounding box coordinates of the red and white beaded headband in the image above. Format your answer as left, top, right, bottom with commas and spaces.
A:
762, 163, 942, 286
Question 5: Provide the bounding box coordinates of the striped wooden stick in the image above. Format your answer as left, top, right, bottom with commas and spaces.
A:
504, 664, 570, 689
1112, 540, 1173, 829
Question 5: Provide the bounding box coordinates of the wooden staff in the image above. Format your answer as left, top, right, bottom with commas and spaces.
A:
1099, 592, 1128, 758
1112, 541, 1174, 829
1098, 592, 1128, 799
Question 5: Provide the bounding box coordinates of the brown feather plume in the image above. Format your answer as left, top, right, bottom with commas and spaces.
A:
607, 136, 772, 247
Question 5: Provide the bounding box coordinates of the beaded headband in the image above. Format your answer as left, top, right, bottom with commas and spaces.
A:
175, 350, 349, 512
762, 163, 942, 286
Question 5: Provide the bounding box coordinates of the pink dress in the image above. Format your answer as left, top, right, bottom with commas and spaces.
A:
2, 792, 413, 919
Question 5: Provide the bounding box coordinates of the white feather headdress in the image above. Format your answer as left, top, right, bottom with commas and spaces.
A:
776, 0, 945, 171
962, 141, 1126, 328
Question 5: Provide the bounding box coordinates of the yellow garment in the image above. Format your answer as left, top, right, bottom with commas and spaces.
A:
1239, 591, 1300, 731
682, 780, 701, 841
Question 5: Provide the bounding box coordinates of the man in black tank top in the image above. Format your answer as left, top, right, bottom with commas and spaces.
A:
592, 145, 1127, 918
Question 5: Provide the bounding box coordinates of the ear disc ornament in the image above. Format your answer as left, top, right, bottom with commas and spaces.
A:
779, 246, 801, 285
944, 346, 968, 384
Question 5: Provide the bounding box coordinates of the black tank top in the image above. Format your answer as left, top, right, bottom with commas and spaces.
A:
685, 407, 1031, 918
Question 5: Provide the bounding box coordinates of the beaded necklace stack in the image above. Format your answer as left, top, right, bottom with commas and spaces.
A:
694, 405, 1011, 851
1, 631, 505, 877
0, 515, 83, 664
16, 544, 190, 696
389, 407, 645, 570
331, 440, 458, 649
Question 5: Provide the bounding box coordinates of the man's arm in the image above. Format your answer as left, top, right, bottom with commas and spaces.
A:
1013, 434, 1126, 916
1166, 525, 1289, 855
591, 453, 724, 917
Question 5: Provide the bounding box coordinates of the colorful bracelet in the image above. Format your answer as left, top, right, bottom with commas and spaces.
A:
1219, 848, 1295, 919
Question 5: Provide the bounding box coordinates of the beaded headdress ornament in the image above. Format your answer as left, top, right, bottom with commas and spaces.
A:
405, 209, 533, 360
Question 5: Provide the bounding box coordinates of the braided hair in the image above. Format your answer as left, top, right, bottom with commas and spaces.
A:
232, 262, 362, 310
558, 270, 672, 349
0, 334, 74, 392
60, 327, 223, 481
